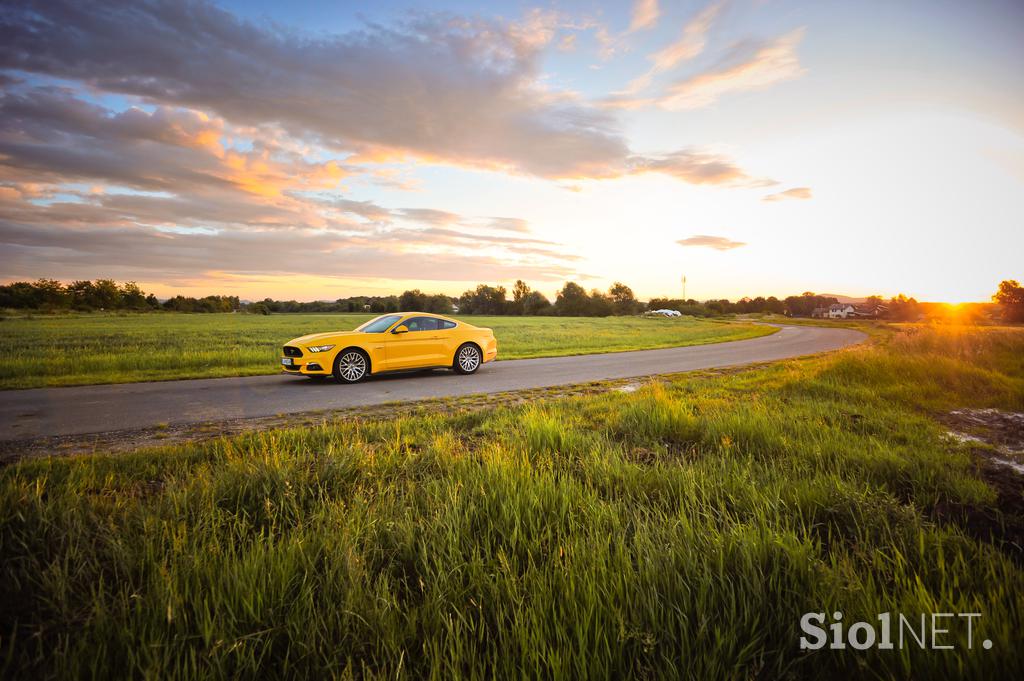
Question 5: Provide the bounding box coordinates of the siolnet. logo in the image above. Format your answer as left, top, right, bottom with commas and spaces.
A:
799, 611, 992, 651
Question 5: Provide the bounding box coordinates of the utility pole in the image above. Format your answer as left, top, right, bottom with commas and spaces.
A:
682, 275, 687, 302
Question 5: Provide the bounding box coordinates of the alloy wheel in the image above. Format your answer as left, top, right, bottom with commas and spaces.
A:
338, 351, 367, 382
457, 345, 480, 373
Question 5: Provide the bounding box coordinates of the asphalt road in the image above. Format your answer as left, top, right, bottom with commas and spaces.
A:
0, 325, 865, 441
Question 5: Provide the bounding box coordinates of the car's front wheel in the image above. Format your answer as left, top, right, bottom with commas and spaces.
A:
453, 343, 482, 375
334, 349, 369, 383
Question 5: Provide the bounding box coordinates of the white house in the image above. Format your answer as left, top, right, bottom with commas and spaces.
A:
828, 303, 856, 319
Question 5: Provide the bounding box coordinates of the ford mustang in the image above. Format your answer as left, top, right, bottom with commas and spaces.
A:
280, 312, 497, 383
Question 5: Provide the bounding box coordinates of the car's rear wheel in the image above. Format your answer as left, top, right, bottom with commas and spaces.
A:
453, 343, 481, 374
334, 349, 369, 383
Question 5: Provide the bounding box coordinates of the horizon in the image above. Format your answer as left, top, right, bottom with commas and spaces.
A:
1, 0, 1022, 304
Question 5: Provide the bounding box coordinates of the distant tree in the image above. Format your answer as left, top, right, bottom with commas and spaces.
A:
162, 294, 238, 313
522, 290, 552, 315
762, 296, 785, 314
30, 279, 69, 309
993, 279, 1024, 322
704, 299, 733, 315
0, 282, 36, 308
511, 280, 530, 315
368, 296, 399, 313
120, 281, 149, 310
784, 292, 838, 317
425, 293, 454, 315
90, 279, 123, 310
887, 294, 922, 321
588, 289, 614, 317
399, 289, 428, 311
67, 280, 96, 310
459, 285, 508, 315
608, 282, 639, 315
554, 282, 590, 316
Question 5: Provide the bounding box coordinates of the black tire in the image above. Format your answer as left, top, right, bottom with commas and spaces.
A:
453, 343, 482, 375
333, 348, 370, 383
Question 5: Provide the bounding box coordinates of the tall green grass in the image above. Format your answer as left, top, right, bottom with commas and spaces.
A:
0, 313, 772, 389
1, 326, 1022, 678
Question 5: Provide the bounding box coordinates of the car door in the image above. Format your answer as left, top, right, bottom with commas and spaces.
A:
433, 318, 459, 362
384, 316, 447, 370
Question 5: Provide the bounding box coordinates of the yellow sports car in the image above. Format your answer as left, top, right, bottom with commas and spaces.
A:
281, 312, 497, 383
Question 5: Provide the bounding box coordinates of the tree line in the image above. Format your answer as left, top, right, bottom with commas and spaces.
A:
0, 279, 240, 313
2, 278, 1022, 322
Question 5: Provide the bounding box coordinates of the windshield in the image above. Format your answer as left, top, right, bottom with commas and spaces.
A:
356, 314, 403, 333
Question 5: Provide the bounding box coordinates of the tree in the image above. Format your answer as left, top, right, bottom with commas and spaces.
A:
522, 290, 552, 315
91, 279, 123, 310
554, 282, 590, 316
784, 292, 838, 317
399, 289, 428, 311
607, 282, 639, 315
120, 281, 149, 310
511, 280, 530, 315
458, 285, 507, 315
425, 294, 454, 315
887, 294, 922, 321
31, 279, 69, 309
993, 279, 1024, 322
68, 280, 97, 310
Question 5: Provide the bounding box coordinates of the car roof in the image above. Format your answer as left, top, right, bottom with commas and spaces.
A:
395, 312, 458, 323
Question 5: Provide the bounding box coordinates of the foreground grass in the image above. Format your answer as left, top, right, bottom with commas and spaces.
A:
0, 313, 771, 389
2, 326, 1023, 679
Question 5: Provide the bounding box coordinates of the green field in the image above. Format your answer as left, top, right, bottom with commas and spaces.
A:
0, 313, 773, 389
2, 326, 1022, 678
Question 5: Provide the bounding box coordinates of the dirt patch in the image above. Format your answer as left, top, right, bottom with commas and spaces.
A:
933, 408, 1024, 558
944, 408, 1024, 474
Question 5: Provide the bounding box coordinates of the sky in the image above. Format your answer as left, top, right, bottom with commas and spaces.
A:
0, 0, 1022, 303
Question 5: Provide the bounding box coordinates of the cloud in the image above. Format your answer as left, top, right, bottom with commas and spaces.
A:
0, 221, 578, 284
660, 29, 806, 110
393, 208, 462, 226
0, 1, 799, 291
676, 235, 746, 250
763, 186, 812, 202
629, 0, 660, 32
0, 1, 777, 187
0, 0, 632, 180
0, 86, 581, 286
628, 148, 774, 186
486, 217, 531, 233
622, 1, 726, 95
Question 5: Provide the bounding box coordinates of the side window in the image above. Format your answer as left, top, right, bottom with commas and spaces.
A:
439, 320, 457, 330
405, 316, 439, 332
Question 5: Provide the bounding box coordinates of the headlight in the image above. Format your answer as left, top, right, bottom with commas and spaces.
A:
306, 344, 335, 353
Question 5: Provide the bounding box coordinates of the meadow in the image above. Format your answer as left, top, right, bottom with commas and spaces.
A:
1, 325, 1022, 679
0, 313, 773, 389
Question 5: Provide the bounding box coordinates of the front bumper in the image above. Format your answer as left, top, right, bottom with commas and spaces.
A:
280, 348, 329, 375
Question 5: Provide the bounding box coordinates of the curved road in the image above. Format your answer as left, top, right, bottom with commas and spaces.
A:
0, 325, 864, 441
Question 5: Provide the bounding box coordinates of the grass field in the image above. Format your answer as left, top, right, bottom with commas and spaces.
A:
0, 313, 773, 389
2, 325, 1022, 678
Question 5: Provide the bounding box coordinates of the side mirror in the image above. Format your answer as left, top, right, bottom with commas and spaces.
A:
392, 324, 409, 334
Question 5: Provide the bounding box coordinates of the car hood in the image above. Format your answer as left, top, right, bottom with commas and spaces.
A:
286, 330, 361, 346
